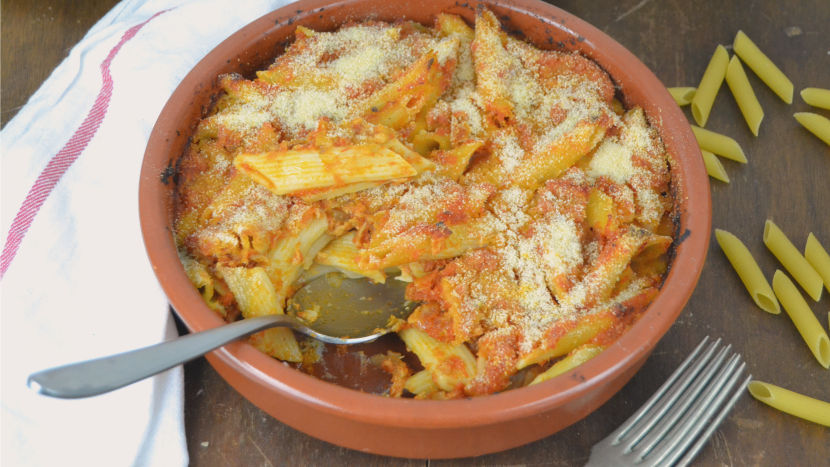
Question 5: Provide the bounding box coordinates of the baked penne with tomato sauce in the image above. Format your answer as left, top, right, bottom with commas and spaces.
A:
173, 6, 677, 397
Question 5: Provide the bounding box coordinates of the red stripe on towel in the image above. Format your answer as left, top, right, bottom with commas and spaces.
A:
0, 11, 167, 280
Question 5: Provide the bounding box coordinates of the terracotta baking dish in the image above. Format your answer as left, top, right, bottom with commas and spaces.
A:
139, 0, 710, 458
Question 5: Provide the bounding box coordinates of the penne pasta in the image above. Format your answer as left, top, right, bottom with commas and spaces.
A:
771, 271, 830, 368
529, 344, 604, 386
314, 231, 387, 283
691, 45, 729, 127
692, 126, 747, 163
800, 87, 830, 110
733, 31, 793, 104
518, 314, 615, 369
715, 229, 780, 314
235, 145, 417, 195
701, 150, 729, 183
398, 327, 477, 392
220, 265, 302, 362
793, 112, 830, 146
763, 220, 823, 301
725, 56, 764, 136
805, 234, 830, 291
748, 381, 830, 426
667, 87, 696, 106
404, 369, 439, 395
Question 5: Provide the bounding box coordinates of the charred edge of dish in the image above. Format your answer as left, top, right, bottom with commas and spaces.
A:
173, 150, 184, 186
570, 373, 586, 382
454, 1, 473, 11
160, 158, 175, 185
498, 17, 526, 39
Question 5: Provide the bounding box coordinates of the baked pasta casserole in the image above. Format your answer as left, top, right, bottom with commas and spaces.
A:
173, 7, 677, 398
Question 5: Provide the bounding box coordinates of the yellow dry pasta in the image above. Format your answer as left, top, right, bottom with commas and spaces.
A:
725, 56, 763, 136
692, 126, 747, 163
701, 150, 729, 183
668, 87, 696, 106
800, 87, 830, 110
793, 112, 830, 146
763, 220, 823, 301
748, 381, 830, 426
805, 234, 830, 291
771, 271, 830, 368
733, 31, 793, 104
691, 45, 729, 127
715, 229, 779, 314
529, 345, 604, 386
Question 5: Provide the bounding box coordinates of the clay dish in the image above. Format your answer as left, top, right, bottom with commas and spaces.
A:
140, 0, 710, 458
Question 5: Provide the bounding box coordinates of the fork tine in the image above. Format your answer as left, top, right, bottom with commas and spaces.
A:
642, 359, 747, 467
631, 348, 735, 457
672, 374, 752, 467
611, 337, 715, 444
617, 340, 726, 451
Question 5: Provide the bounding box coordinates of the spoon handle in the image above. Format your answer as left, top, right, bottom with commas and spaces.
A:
27, 314, 293, 399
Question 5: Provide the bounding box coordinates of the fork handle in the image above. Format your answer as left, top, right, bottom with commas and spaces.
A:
27, 314, 294, 399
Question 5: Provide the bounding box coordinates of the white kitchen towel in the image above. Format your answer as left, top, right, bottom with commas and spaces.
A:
1, 0, 296, 465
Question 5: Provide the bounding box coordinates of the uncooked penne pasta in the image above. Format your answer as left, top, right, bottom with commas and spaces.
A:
715, 229, 780, 314
733, 31, 793, 104
794, 112, 830, 146
668, 87, 696, 106
692, 126, 747, 163
771, 271, 830, 368
805, 234, 830, 291
530, 345, 604, 386
725, 56, 764, 136
701, 150, 729, 183
801, 87, 830, 110
763, 220, 823, 301
748, 381, 830, 426
692, 45, 729, 127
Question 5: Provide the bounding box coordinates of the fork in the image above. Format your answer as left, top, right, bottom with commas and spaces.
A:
585, 336, 751, 467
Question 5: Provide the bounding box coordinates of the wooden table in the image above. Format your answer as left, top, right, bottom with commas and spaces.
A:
4, 0, 828, 465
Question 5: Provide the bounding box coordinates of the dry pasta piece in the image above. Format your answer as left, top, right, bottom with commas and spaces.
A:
748, 381, 830, 426
667, 87, 696, 106
800, 88, 830, 110
701, 150, 729, 183
529, 344, 604, 386
805, 234, 830, 291
691, 45, 729, 127
763, 220, 823, 301
793, 112, 830, 146
771, 271, 830, 368
725, 56, 763, 136
733, 31, 793, 104
715, 229, 779, 314
692, 126, 747, 163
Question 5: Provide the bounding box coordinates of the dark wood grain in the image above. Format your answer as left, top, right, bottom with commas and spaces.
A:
4, 0, 828, 465
0, 0, 123, 128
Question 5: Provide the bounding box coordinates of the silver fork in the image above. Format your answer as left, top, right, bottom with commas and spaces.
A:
585, 337, 751, 467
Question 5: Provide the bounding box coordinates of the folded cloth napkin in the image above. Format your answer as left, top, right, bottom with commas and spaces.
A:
1, 0, 296, 465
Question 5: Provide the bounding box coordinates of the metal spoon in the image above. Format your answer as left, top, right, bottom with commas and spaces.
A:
27, 274, 418, 399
